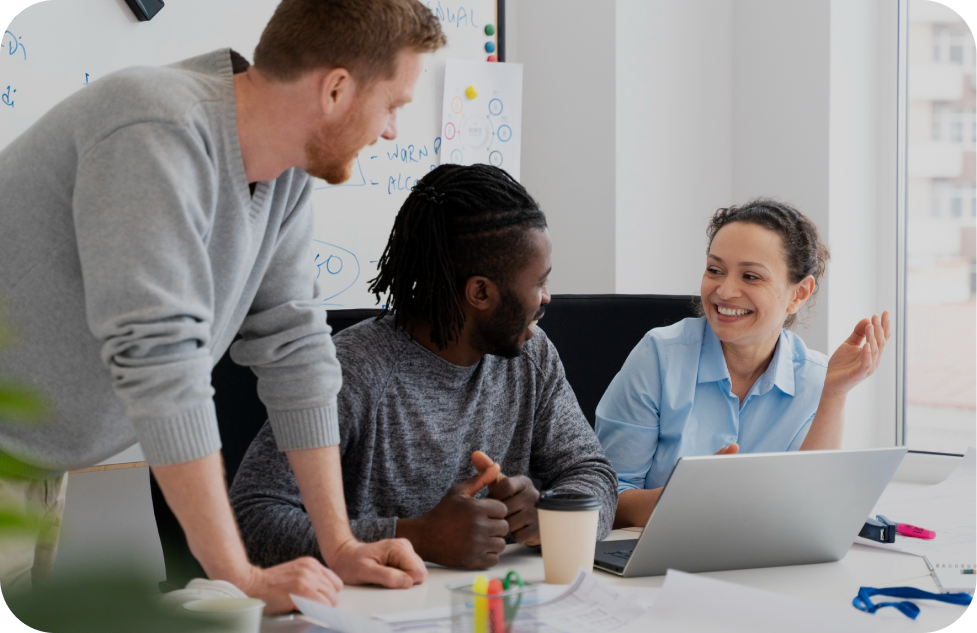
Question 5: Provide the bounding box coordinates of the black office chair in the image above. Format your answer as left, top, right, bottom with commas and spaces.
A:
150, 296, 698, 588
541, 294, 698, 425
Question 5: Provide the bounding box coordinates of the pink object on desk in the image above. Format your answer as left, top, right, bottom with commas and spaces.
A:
897, 523, 936, 539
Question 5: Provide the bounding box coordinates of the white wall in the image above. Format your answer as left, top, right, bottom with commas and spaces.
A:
507, 0, 617, 294
615, 0, 733, 296
510, 0, 902, 449
828, 0, 899, 448
55, 467, 165, 583
730, 0, 832, 353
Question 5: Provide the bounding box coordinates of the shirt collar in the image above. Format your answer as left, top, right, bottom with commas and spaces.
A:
758, 330, 796, 397
697, 320, 730, 384
697, 322, 796, 397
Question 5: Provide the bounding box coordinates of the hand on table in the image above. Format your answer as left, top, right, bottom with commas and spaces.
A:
824, 311, 891, 398
472, 451, 542, 546
396, 456, 508, 569
239, 557, 343, 614
326, 536, 427, 589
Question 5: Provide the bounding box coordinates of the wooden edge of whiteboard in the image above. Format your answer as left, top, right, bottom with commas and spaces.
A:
70, 461, 148, 474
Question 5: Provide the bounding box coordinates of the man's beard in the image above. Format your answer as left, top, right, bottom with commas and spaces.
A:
304, 116, 364, 185
470, 287, 543, 359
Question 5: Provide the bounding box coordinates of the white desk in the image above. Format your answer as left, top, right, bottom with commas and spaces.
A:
262, 482, 971, 632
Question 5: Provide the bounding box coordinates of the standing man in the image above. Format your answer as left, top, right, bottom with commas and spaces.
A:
0, 0, 444, 612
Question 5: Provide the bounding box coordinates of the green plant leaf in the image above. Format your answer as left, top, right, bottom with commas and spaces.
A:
0, 508, 41, 535
0, 382, 48, 423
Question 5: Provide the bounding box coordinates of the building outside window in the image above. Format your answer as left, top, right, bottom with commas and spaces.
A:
932, 181, 977, 219
932, 104, 975, 145
906, 1, 976, 454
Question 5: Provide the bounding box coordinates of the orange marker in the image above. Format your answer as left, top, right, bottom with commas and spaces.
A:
487, 578, 504, 633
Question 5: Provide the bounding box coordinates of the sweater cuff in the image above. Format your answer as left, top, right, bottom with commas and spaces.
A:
352, 517, 398, 543
268, 400, 340, 452
134, 400, 222, 466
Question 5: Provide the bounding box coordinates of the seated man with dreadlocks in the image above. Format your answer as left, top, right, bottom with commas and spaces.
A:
229, 164, 617, 569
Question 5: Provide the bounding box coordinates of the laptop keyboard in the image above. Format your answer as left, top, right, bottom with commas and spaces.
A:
595, 539, 639, 573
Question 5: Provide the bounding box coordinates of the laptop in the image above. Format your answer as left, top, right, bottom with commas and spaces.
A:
594, 447, 907, 577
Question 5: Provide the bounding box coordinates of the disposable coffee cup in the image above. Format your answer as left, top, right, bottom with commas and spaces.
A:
183, 597, 264, 633
535, 490, 602, 584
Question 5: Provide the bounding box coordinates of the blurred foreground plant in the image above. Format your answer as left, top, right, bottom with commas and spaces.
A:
5, 568, 231, 633
0, 315, 47, 426
0, 309, 49, 538
1, 309, 227, 630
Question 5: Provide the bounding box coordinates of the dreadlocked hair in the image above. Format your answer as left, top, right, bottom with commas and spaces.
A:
369, 163, 547, 350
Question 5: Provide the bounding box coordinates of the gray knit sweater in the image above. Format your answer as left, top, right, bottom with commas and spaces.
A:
230, 317, 618, 567
0, 49, 341, 473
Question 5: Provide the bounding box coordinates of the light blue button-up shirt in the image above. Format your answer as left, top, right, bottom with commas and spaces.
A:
595, 317, 828, 493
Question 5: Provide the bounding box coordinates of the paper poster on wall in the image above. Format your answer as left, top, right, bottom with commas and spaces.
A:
440, 59, 523, 180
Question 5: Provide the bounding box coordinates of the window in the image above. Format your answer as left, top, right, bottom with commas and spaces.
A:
951, 121, 963, 141
932, 105, 976, 145
932, 182, 977, 220
904, 1, 976, 454
950, 44, 964, 64
934, 25, 976, 78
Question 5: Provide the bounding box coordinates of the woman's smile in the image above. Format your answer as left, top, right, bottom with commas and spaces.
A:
714, 302, 754, 320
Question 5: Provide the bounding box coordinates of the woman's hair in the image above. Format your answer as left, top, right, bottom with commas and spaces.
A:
369, 164, 547, 350
705, 198, 830, 328
254, 0, 446, 84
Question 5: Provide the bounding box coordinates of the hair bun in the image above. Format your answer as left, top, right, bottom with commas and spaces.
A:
412, 182, 445, 205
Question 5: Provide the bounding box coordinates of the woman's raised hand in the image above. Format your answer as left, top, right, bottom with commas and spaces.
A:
823, 311, 891, 398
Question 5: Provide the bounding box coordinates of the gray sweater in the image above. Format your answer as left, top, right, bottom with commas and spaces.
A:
230, 317, 618, 567
0, 49, 341, 473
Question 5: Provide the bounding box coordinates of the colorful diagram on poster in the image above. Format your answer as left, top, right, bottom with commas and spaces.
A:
440, 59, 523, 180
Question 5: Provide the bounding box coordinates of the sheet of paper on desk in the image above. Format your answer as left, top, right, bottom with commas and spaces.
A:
535, 569, 648, 632
856, 447, 976, 570
645, 569, 880, 633
291, 594, 392, 633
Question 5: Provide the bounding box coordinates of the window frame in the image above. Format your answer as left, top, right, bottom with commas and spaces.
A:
898, 0, 974, 457
896, 0, 909, 447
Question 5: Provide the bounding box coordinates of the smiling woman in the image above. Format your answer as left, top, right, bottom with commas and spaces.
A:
702, 199, 828, 330
595, 198, 892, 529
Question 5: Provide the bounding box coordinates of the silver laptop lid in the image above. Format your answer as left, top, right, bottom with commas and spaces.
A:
620, 447, 907, 577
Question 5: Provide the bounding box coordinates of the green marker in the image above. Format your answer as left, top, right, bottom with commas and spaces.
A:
485, 24, 496, 36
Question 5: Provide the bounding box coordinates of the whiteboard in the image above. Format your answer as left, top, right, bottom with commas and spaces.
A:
1, 0, 502, 309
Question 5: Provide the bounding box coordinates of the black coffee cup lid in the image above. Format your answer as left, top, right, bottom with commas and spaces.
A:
535, 490, 602, 511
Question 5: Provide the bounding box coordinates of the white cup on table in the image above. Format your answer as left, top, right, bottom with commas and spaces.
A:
535, 490, 602, 584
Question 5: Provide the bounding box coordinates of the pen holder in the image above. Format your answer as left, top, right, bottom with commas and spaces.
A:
449, 581, 539, 633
